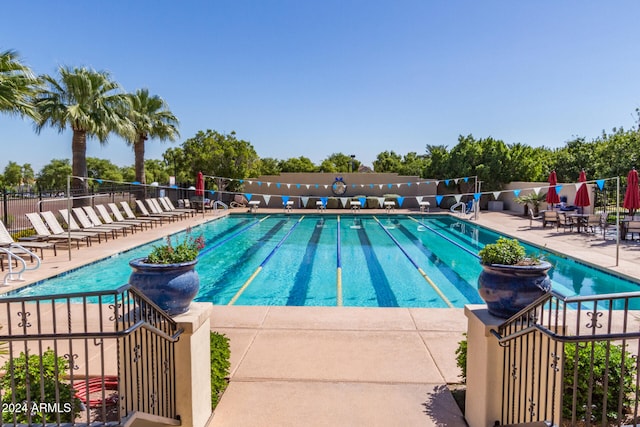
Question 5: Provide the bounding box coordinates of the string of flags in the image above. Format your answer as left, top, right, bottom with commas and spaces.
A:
71, 174, 615, 209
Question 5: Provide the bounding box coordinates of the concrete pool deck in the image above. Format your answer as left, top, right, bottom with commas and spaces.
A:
3, 208, 640, 426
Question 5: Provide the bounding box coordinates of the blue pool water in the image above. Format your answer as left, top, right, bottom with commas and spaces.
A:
5, 214, 640, 308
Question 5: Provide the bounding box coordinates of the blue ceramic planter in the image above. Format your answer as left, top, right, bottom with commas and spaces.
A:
129, 258, 200, 316
478, 261, 552, 319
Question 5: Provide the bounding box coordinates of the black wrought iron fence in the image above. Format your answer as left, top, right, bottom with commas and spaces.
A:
1, 185, 193, 234
491, 290, 640, 426
0, 284, 182, 426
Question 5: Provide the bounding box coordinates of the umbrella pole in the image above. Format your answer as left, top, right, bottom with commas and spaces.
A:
616, 176, 620, 266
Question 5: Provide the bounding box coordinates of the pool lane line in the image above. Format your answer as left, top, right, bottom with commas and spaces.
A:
198, 215, 271, 258
336, 215, 342, 306
373, 216, 454, 308
407, 216, 480, 259
227, 216, 305, 306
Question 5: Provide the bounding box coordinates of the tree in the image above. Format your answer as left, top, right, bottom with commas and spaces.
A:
373, 151, 402, 173
279, 156, 316, 173
257, 157, 282, 176
86, 157, 124, 189
320, 153, 360, 173
3, 161, 22, 188
126, 89, 179, 185
162, 147, 187, 183
398, 152, 427, 177
144, 159, 170, 184
0, 49, 39, 119
34, 67, 132, 204
424, 144, 451, 178
181, 130, 259, 192
36, 159, 72, 190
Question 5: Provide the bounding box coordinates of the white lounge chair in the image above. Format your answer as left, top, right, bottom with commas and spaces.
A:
161, 197, 195, 217
82, 206, 134, 236
95, 204, 147, 232
25, 212, 89, 249
72, 208, 124, 238
147, 199, 185, 219
40, 211, 101, 245
0, 220, 56, 259
135, 200, 176, 222
108, 203, 158, 228
60, 209, 113, 241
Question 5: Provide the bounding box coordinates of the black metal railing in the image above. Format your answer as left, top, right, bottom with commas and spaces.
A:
491, 290, 640, 426
0, 285, 182, 426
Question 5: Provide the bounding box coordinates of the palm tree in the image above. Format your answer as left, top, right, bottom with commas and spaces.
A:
0, 49, 39, 119
34, 67, 132, 204
126, 89, 179, 185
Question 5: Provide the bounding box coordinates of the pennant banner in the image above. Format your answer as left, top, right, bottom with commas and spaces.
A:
415, 196, 423, 203
339, 197, 349, 208
245, 193, 253, 201
377, 197, 386, 208
513, 189, 521, 197
492, 191, 501, 200
474, 193, 481, 201
596, 179, 605, 190
263, 195, 271, 206
301, 196, 309, 207
358, 197, 367, 207
454, 194, 463, 203
397, 196, 405, 207
282, 195, 289, 205
435, 195, 444, 205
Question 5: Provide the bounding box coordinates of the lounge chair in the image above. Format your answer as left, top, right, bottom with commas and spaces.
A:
25, 212, 89, 249
72, 208, 125, 238
60, 209, 113, 241
0, 219, 56, 259
122, 201, 165, 225
161, 197, 195, 217
108, 203, 158, 228
135, 200, 175, 222
40, 211, 102, 245
82, 206, 135, 236
95, 204, 147, 232
147, 199, 186, 220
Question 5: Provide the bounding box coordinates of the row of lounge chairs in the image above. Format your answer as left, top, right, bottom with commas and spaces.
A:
0, 198, 196, 278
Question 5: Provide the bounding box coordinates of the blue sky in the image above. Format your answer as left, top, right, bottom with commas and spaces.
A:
1, 0, 639, 173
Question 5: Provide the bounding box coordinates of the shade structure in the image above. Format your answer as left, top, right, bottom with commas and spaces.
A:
195, 171, 204, 196
623, 168, 640, 214
546, 170, 560, 205
573, 170, 590, 209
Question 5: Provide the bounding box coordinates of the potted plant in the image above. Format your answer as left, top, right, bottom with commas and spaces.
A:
514, 192, 547, 216
129, 228, 204, 316
477, 237, 552, 318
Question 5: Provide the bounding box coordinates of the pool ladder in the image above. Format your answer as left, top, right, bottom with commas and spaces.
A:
213, 201, 228, 212
1, 245, 41, 285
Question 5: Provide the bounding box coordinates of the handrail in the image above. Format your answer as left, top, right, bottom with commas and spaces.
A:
450, 201, 466, 214
213, 200, 228, 211
1, 244, 40, 284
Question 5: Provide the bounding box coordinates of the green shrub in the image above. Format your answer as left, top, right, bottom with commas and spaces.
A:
10, 228, 36, 240
456, 337, 638, 422
478, 237, 526, 265
0, 349, 81, 424
455, 334, 467, 383
563, 341, 637, 423
210, 332, 230, 409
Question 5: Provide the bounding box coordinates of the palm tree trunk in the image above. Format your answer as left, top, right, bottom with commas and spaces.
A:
134, 135, 147, 199
71, 129, 89, 207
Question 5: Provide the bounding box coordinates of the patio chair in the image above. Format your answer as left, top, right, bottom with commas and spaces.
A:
542, 211, 559, 229
40, 211, 102, 245
585, 214, 601, 234
25, 212, 88, 249
122, 201, 166, 225
108, 203, 158, 228
95, 204, 146, 232
528, 209, 542, 227
0, 219, 56, 259
557, 212, 574, 232
59, 209, 113, 241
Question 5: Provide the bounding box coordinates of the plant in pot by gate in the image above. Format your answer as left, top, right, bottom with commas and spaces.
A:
514, 192, 547, 216
129, 227, 205, 316
477, 237, 552, 319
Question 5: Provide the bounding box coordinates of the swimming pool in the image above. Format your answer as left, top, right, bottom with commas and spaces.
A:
5, 214, 640, 308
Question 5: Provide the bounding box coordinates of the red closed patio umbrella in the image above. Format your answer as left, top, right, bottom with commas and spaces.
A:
573, 170, 590, 212
195, 171, 204, 196
623, 168, 640, 216
546, 170, 560, 206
